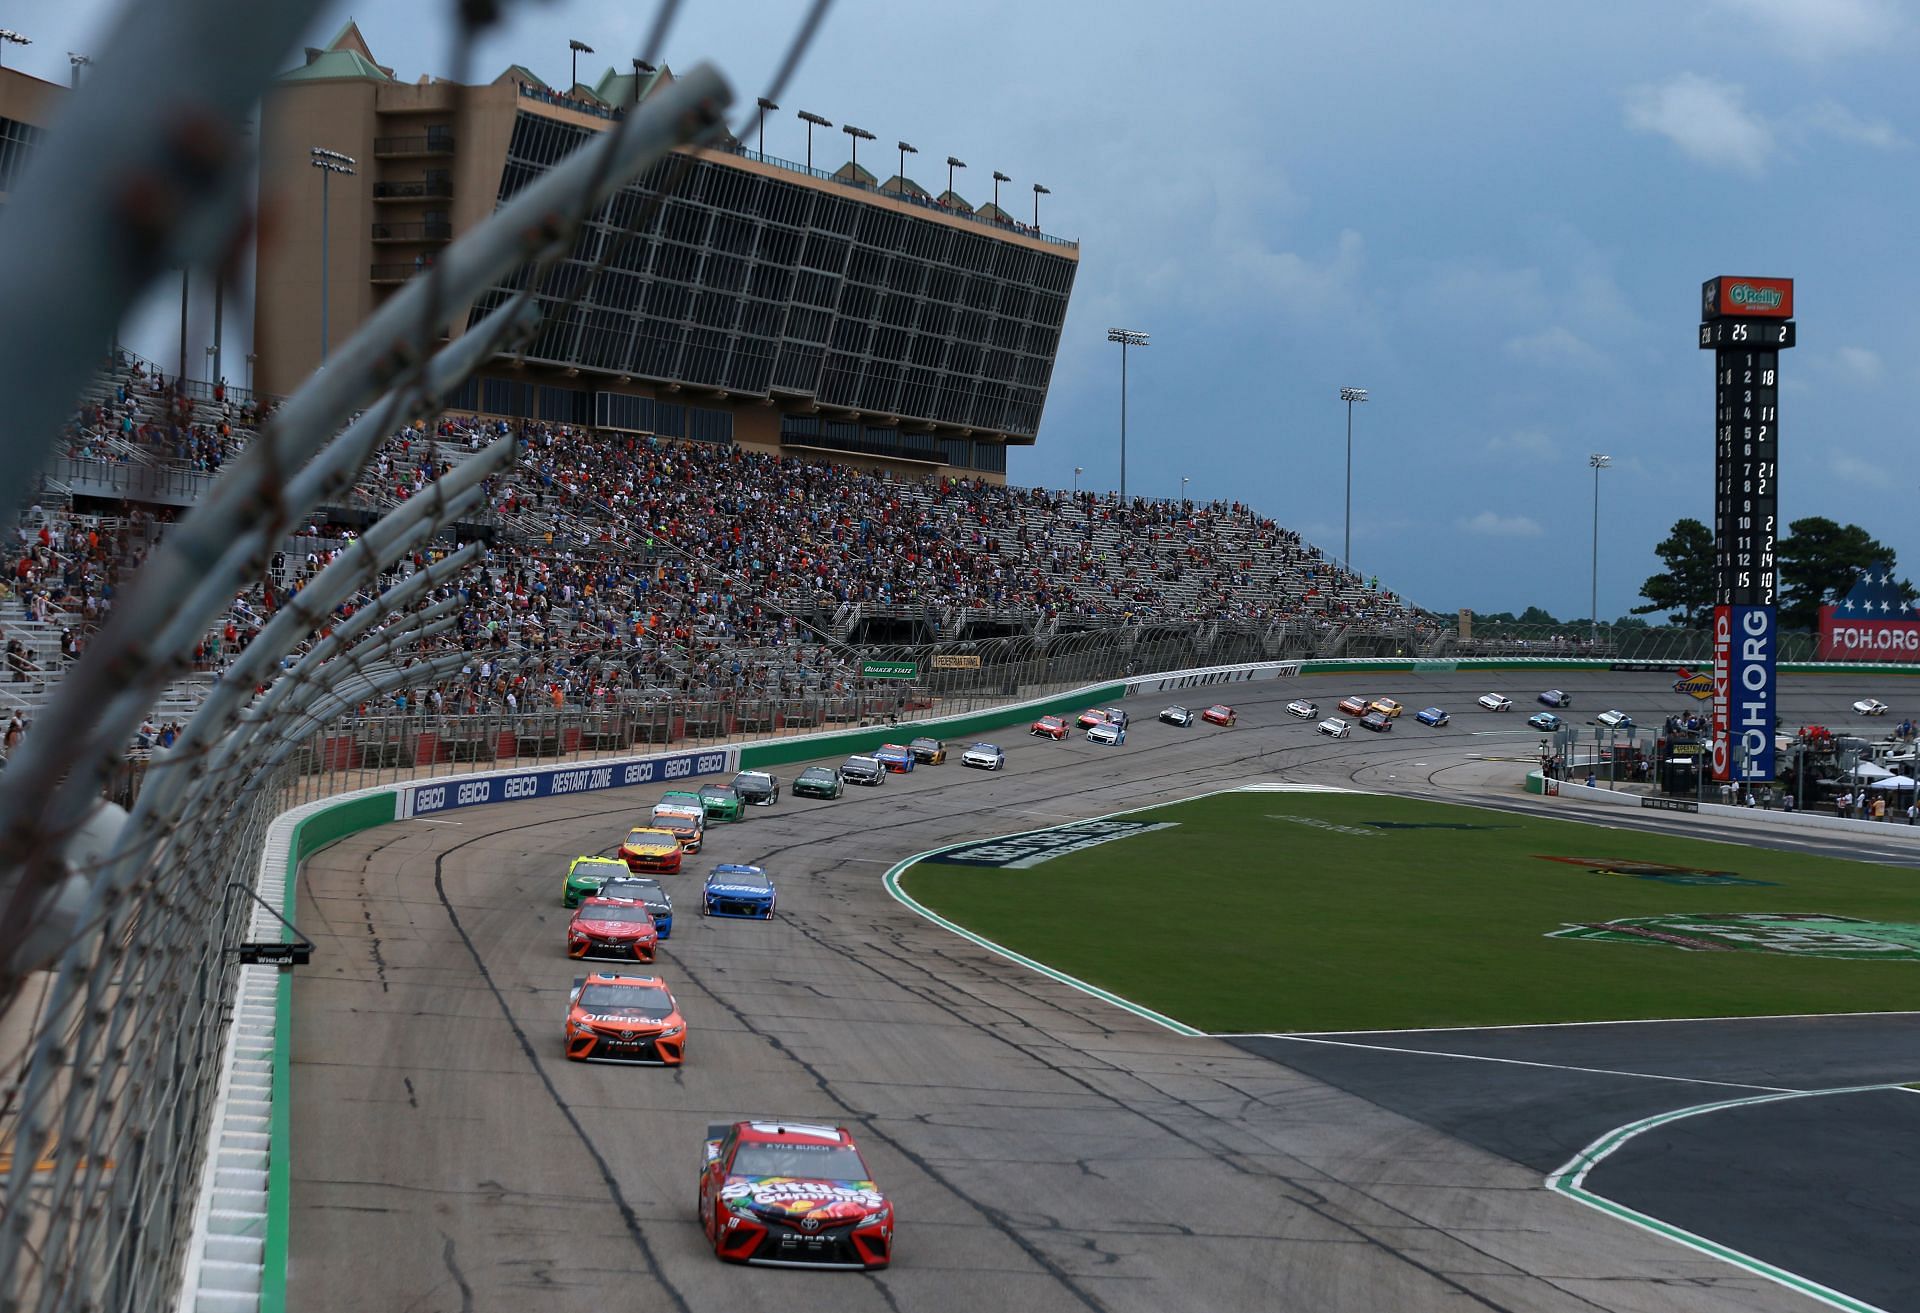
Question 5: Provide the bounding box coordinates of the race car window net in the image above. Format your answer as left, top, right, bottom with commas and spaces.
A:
577, 905, 653, 924
576, 986, 672, 1016
732, 1145, 869, 1179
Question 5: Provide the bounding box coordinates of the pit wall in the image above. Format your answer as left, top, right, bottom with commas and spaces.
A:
177, 652, 1920, 1312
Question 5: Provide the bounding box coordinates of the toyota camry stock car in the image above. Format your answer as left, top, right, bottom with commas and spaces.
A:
908, 737, 947, 764
618, 826, 683, 875
1337, 695, 1369, 717
704, 864, 777, 919
1030, 715, 1069, 739
872, 743, 916, 773
699, 1120, 894, 1269
1076, 707, 1111, 729
1202, 703, 1236, 726
602, 875, 673, 938
567, 894, 659, 963
562, 855, 633, 909
651, 802, 705, 853
563, 973, 686, 1065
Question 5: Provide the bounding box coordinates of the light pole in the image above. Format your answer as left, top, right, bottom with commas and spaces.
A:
946, 155, 965, 199
1107, 328, 1149, 502
67, 51, 88, 88
1073, 465, 1083, 495
1032, 182, 1049, 230
754, 97, 777, 156
1589, 453, 1611, 644
246, 352, 258, 394
842, 123, 874, 175
1180, 475, 1189, 504
991, 170, 1010, 213
1339, 387, 1368, 573
798, 111, 832, 170
204, 344, 215, 386
0, 30, 30, 69
631, 59, 655, 106
310, 147, 355, 367
896, 141, 916, 195
568, 38, 593, 91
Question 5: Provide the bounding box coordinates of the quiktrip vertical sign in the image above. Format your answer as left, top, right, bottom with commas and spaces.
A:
1700, 276, 1794, 783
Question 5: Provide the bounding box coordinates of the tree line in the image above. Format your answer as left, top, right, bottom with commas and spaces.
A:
1633, 516, 1916, 631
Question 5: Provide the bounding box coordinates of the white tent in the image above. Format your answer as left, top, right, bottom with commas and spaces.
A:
1849, 760, 1893, 780
1868, 774, 1918, 791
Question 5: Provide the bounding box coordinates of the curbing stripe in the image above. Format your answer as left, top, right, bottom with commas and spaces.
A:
1546, 1084, 1908, 1313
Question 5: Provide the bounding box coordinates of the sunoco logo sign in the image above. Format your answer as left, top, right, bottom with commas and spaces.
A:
927, 819, 1178, 868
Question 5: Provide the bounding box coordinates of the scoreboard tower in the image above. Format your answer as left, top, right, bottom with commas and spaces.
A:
1700, 276, 1796, 785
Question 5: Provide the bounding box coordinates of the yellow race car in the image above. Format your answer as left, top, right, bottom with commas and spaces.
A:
1367, 698, 1404, 719
619, 826, 684, 875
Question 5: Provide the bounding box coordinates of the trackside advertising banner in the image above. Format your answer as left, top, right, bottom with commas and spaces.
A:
1128, 661, 1301, 696
1729, 604, 1776, 781
398, 747, 734, 818
1817, 606, 1920, 661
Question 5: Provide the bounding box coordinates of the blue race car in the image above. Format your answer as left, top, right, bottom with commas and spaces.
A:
703, 864, 776, 920
872, 743, 916, 773
1415, 706, 1449, 727
1528, 711, 1563, 732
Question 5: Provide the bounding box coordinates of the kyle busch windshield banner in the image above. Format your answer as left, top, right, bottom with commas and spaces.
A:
400, 748, 734, 818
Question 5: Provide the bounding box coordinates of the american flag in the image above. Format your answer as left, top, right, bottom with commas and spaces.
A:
1832, 561, 1918, 618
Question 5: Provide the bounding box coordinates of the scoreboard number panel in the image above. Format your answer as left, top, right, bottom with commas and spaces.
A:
1701, 277, 1794, 783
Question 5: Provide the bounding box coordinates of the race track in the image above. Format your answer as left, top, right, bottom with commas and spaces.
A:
286, 668, 1920, 1312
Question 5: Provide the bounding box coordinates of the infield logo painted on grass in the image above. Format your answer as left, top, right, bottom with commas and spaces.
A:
924, 819, 1179, 869
1534, 856, 1775, 887
1550, 913, 1920, 959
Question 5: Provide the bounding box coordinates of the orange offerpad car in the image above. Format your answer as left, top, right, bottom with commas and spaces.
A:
563, 973, 685, 1065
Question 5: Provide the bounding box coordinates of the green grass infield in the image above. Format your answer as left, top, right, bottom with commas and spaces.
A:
896, 789, 1920, 1033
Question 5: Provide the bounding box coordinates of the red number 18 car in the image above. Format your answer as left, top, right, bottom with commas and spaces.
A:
1030, 714, 1068, 739
1201, 703, 1236, 726
699, 1120, 894, 1269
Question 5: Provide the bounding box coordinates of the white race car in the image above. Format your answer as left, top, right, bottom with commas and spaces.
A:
961, 742, 1006, 770
1159, 706, 1194, 726
1087, 721, 1126, 745
1317, 718, 1352, 739
1478, 693, 1513, 711
1854, 698, 1891, 716
1596, 709, 1635, 729
1286, 699, 1318, 719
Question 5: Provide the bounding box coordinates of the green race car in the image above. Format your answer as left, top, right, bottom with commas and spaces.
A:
562, 855, 631, 909
792, 765, 844, 799
659, 789, 704, 812
698, 784, 746, 823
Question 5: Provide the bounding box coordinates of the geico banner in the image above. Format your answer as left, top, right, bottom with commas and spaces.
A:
401, 748, 734, 818
1729, 604, 1775, 781
1128, 661, 1301, 696
1817, 606, 1920, 660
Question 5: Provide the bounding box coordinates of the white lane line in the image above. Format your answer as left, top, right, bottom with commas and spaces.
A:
1212, 1007, 1920, 1038
412, 819, 463, 825
1251, 1033, 1800, 1093
1547, 1084, 1909, 1313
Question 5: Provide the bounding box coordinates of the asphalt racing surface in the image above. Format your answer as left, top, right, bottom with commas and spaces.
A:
288, 668, 1920, 1312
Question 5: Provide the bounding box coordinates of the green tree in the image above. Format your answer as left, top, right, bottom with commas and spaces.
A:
1517, 605, 1559, 626
1632, 518, 1715, 627
1777, 517, 1913, 631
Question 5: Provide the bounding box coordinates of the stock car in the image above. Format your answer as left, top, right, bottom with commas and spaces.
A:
1528, 711, 1563, 732
1478, 693, 1514, 711
1076, 708, 1111, 729
1030, 715, 1069, 740
563, 973, 686, 1065
1337, 695, 1369, 717
1317, 718, 1351, 739
908, 737, 948, 764
1202, 704, 1236, 727
1286, 699, 1318, 719
1854, 698, 1891, 717
1087, 720, 1126, 745
1367, 698, 1403, 720
1415, 706, 1449, 727
651, 803, 706, 852
1159, 705, 1195, 727
698, 1120, 894, 1270
841, 755, 886, 786
1596, 709, 1635, 729
961, 742, 1006, 770
618, 826, 684, 875
1538, 690, 1573, 708
602, 875, 673, 938
1359, 710, 1393, 733
792, 766, 844, 799
563, 855, 634, 909
1103, 708, 1131, 729
873, 744, 916, 773
661, 789, 705, 813
731, 770, 780, 805
703, 864, 777, 919
567, 895, 659, 963
698, 784, 747, 823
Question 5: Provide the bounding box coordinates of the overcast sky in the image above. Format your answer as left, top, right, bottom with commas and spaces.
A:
11, 0, 1916, 620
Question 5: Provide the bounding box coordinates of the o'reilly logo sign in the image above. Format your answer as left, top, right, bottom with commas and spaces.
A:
1727, 282, 1783, 311
928, 819, 1177, 869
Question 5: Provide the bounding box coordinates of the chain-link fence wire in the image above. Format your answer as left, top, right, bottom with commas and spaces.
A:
1426, 623, 1825, 663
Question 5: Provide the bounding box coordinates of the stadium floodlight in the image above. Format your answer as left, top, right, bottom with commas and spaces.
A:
1339, 387, 1368, 573
1107, 328, 1149, 501
991, 169, 1010, 211
67, 50, 89, 87
896, 140, 917, 194
0, 30, 29, 69
1074, 465, 1083, 494
309, 147, 356, 366
1589, 454, 1612, 644
1032, 182, 1049, 229
842, 122, 875, 173
756, 96, 779, 155
569, 38, 594, 90
946, 155, 966, 198
633, 58, 656, 105
798, 109, 832, 169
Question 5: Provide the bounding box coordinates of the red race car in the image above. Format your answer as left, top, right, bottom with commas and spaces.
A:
1201, 704, 1236, 727
699, 1120, 894, 1269
1030, 715, 1069, 740
563, 973, 685, 1065
568, 895, 659, 963
1337, 695, 1368, 717
1075, 707, 1110, 729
